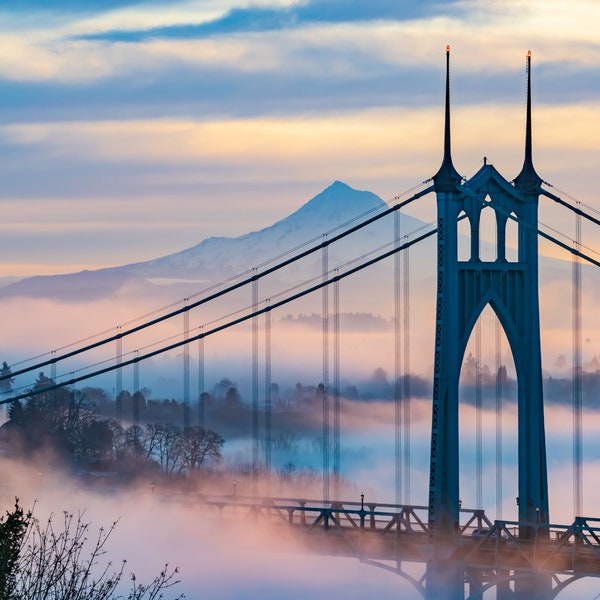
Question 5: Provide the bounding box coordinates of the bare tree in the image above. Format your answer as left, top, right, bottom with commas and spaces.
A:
6, 502, 183, 599
146, 423, 181, 477
123, 425, 152, 463
175, 427, 224, 473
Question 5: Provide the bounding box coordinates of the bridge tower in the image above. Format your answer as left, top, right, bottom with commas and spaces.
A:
426, 48, 550, 599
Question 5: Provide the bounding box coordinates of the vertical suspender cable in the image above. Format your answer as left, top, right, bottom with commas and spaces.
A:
475, 319, 483, 509
333, 270, 341, 501
183, 300, 190, 429
116, 329, 123, 423
252, 271, 259, 498
198, 327, 205, 427
394, 211, 402, 506
265, 300, 272, 495
133, 350, 140, 425
50, 350, 56, 382
403, 242, 411, 504
51, 350, 57, 409
495, 318, 503, 519
573, 209, 583, 516
322, 238, 330, 504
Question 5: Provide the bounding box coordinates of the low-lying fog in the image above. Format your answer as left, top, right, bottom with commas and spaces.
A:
2, 397, 600, 599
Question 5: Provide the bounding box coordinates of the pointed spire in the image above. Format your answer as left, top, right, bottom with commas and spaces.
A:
433, 45, 461, 192
443, 45, 452, 162
514, 50, 542, 193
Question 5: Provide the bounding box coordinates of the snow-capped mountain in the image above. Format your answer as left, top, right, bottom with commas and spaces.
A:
125, 180, 406, 281
0, 181, 424, 300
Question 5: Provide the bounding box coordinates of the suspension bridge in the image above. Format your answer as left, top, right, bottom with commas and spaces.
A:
2, 48, 600, 599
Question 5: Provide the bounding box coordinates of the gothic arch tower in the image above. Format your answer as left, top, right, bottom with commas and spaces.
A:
427, 47, 549, 542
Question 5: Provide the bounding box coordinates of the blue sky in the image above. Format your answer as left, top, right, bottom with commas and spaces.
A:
0, 0, 599, 280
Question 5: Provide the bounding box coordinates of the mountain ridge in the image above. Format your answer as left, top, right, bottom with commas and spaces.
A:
0, 181, 410, 300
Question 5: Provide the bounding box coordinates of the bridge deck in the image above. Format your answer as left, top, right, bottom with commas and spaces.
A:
159, 492, 600, 579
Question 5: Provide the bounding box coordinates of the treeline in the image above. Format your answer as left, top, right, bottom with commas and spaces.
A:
0, 364, 434, 481
0, 371, 224, 482
1, 358, 598, 480
460, 353, 600, 408
0, 366, 347, 497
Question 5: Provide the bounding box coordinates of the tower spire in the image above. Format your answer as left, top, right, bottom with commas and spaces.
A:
433, 45, 461, 192
514, 50, 542, 193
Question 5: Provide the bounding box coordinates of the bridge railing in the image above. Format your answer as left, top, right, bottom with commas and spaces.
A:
158, 491, 498, 535
460, 516, 600, 577
167, 491, 600, 541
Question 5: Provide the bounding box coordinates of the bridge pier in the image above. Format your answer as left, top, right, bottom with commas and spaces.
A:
514, 573, 552, 600
425, 560, 464, 600
495, 570, 512, 600
425, 565, 552, 600
465, 566, 484, 599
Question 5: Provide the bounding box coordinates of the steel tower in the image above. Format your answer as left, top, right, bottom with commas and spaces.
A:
427, 48, 550, 599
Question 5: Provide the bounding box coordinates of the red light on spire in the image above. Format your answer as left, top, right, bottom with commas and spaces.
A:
527, 50, 531, 58
446, 45, 451, 53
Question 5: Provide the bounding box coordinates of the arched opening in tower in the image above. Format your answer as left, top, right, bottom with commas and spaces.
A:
458, 304, 518, 521
505, 211, 519, 262
457, 209, 471, 262
479, 201, 497, 262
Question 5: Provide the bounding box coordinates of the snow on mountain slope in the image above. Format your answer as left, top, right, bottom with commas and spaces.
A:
125, 181, 405, 281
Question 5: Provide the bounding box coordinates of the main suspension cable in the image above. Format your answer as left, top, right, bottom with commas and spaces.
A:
1, 185, 434, 384
1, 227, 438, 404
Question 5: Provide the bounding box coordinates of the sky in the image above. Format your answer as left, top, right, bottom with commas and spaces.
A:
0, 0, 600, 283
1, 5, 600, 594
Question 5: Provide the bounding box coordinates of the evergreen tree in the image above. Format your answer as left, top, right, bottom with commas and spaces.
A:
0, 362, 14, 396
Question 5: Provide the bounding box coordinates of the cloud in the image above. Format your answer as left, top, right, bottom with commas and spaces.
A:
3, 101, 599, 185
0, 0, 306, 37
1, 0, 599, 95
1, 0, 144, 11
73, 0, 447, 42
